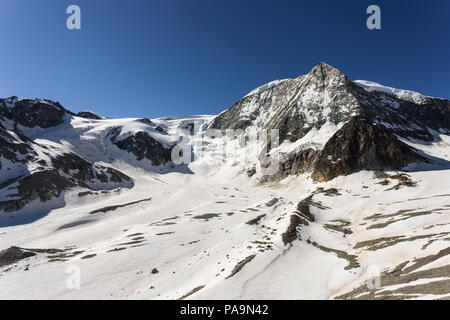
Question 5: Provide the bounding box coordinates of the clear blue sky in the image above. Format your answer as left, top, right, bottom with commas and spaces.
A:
0, 0, 448, 118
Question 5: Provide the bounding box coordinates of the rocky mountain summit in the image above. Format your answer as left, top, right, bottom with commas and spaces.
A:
211, 63, 449, 141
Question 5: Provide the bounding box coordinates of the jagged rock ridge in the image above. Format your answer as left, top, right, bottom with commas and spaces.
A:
210, 63, 450, 142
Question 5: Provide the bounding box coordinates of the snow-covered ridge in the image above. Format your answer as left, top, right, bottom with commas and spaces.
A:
244, 79, 289, 98
2, 96, 62, 110
354, 80, 432, 103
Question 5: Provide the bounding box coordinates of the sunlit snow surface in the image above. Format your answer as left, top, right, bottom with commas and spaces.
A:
354, 80, 434, 104
1, 101, 450, 299
244, 79, 289, 98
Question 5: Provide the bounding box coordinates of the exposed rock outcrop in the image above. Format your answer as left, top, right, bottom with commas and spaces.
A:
0, 123, 34, 166
0, 170, 75, 212
260, 148, 319, 183
261, 116, 427, 183
0, 97, 70, 129
311, 117, 426, 182
0, 246, 36, 268
108, 128, 173, 166
76, 110, 104, 120
0, 154, 133, 213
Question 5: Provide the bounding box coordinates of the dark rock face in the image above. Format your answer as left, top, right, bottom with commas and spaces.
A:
289, 148, 319, 175
51, 153, 96, 180
0, 97, 69, 129
105, 167, 132, 183
0, 170, 75, 213
281, 214, 303, 245
260, 148, 319, 183
311, 117, 426, 182
17, 170, 75, 201
396, 98, 450, 135
76, 110, 103, 120
261, 116, 427, 183
0, 152, 133, 213
351, 84, 439, 141
138, 118, 153, 124
0, 123, 34, 166
155, 126, 166, 133
50, 152, 132, 185
109, 129, 172, 166
0, 246, 36, 268
246, 166, 257, 177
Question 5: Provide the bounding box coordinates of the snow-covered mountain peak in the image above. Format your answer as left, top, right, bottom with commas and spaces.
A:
211, 63, 360, 141
307, 62, 346, 77
211, 62, 450, 142
304, 62, 352, 87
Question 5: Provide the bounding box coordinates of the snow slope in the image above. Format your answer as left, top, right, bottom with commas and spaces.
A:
354, 80, 431, 103
0, 114, 449, 300
1, 161, 449, 299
